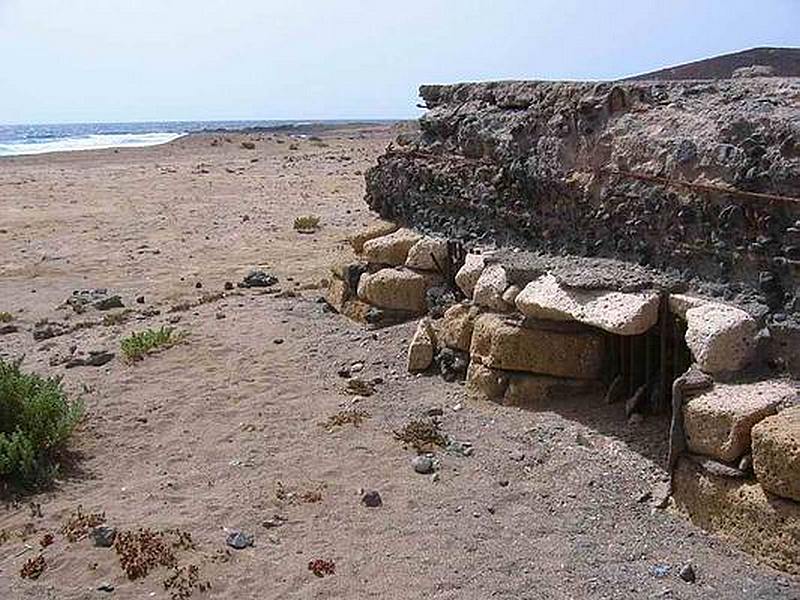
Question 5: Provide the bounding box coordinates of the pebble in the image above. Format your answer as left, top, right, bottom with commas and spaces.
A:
361, 490, 382, 507
350, 362, 364, 373
241, 270, 278, 288
97, 583, 115, 592
412, 455, 434, 474
225, 530, 254, 549
649, 564, 671, 578
216, 312, 226, 319
679, 563, 696, 583
498, 479, 510, 487
90, 526, 117, 548
273, 338, 284, 345
262, 515, 287, 529
136, 295, 145, 304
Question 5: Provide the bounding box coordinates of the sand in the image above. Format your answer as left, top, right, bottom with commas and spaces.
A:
0, 126, 798, 599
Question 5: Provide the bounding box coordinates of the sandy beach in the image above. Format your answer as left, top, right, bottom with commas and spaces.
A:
1, 126, 798, 599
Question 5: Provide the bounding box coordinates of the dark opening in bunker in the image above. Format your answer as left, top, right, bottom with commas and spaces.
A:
605, 297, 692, 415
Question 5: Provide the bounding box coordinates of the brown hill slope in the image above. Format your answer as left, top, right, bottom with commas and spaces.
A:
625, 46, 800, 80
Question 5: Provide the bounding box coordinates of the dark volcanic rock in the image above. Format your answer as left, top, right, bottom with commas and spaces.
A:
240, 270, 278, 288
365, 78, 800, 316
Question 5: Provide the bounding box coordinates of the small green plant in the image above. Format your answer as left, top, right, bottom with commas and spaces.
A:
0, 311, 13, 323
121, 327, 182, 362
293, 215, 320, 232
0, 358, 83, 486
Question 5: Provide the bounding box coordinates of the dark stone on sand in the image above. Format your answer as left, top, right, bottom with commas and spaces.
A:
361, 490, 383, 507
66, 350, 115, 368
94, 295, 124, 311
679, 563, 696, 583
225, 530, 253, 549
241, 270, 278, 288
91, 526, 117, 548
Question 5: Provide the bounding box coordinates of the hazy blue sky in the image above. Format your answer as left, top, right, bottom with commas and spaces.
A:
0, 0, 797, 124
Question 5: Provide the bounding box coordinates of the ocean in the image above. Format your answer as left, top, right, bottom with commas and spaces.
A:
0, 120, 360, 157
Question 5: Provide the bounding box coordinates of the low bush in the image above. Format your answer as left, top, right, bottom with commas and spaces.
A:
121, 326, 182, 362
0, 312, 13, 323
293, 215, 320, 232
0, 359, 83, 486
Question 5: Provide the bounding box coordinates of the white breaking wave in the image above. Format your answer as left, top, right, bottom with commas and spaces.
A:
0, 132, 185, 157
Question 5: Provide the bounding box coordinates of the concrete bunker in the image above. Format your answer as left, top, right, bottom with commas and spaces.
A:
328, 75, 800, 573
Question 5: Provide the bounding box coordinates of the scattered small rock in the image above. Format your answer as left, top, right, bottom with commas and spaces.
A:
224, 281, 234, 291
510, 450, 525, 462
225, 530, 253, 549
347, 378, 375, 396
195, 282, 203, 289
262, 515, 287, 529
412, 455, 434, 474
97, 583, 115, 592
447, 439, 474, 457
240, 270, 278, 288
65, 350, 115, 369
361, 490, 382, 507
94, 295, 124, 311
649, 564, 671, 578
679, 563, 696, 583
136, 295, 145, 304
216, 312, 226, 320
273, 338, 284, 345
33, 320, 70, 340
90, 526, 117, 548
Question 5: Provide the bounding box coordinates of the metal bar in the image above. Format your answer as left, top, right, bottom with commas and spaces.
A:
620, 336, 630, 397
596, 167, 800, 205
659, 296, 669, 415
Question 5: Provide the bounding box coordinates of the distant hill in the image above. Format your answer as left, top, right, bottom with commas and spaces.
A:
625, 47, 800, 80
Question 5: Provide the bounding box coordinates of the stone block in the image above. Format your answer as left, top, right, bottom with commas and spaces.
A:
684, 303, 757, 374
674, 458, 800, 575
361, 228, 421, 266
357, 268, 437, 314
465, 359, 509, 401
455, 253, 486, 299
683, 380, 794, 462
405, 237, 448, 272
348, 220, 399, 254
470, 313, 605, 379
408, 319, 436, 372
473, 264, 512, 311
515, 274, 660, 335
439, 302, 481, 352
753, 405, 800, 502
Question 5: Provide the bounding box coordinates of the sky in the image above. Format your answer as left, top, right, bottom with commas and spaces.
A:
0, 0, 797, 124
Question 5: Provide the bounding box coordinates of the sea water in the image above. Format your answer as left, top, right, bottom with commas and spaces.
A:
0, 120, 355, 157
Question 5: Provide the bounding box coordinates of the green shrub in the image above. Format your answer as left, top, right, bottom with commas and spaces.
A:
0, 359, 83, 485
0, 312, 13, 323
293, 215, 320, 232
121, 327, 182, 362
